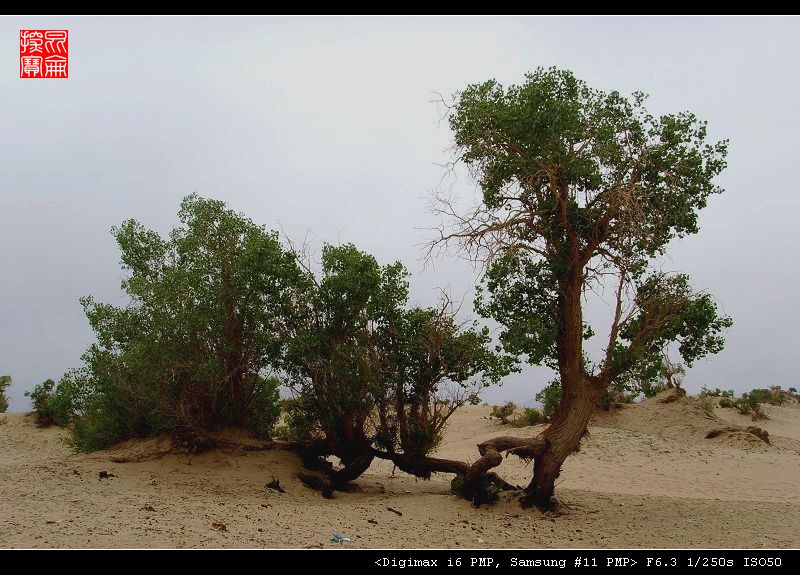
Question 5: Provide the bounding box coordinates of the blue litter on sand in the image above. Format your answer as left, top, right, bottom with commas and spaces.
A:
331, 534, 351, 543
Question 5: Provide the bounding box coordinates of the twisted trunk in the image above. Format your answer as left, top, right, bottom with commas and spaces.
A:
460, 255, 607, 509
521, 382, 600, 507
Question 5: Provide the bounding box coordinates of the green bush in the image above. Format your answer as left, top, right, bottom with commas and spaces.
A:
735, 392, 766, 420
535, 379, 562, 420
699, 386, 734, 398
25, 378, 58, 427
490, 401, 516, 424
61, 196, 299, 451
718, 396, 735, 409
0, 375, 10, 413
520, 407, 545, 426
598, 386, 638, 411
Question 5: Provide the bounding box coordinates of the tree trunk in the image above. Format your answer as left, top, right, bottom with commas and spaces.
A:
522, 382, 600, 508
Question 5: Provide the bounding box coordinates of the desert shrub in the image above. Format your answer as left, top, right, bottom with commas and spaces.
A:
536, 379, 562, 420
735, 392, 766, 420
61, 196, 302, 451
467, 393, 482, 405
599, 383, 638, 411
697, 395, 716, 414
0, 375, 10, 413
718, 396, 735, 409
639, 379, 667, 399
763, 386, 789, 405
699, 386, 734, 398
490, 401, 516, 424
516, 407, 545, 426
25, 378, 58, 426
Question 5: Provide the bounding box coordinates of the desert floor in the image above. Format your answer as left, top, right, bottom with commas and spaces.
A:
1, 391, 799, 548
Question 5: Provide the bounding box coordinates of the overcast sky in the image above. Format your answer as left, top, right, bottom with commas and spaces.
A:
1, 16, 798, 410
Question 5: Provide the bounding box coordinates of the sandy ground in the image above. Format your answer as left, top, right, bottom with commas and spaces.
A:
1, 392, 799, 548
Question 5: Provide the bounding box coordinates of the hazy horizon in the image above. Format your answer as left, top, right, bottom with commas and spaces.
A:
2, 16, 799, 411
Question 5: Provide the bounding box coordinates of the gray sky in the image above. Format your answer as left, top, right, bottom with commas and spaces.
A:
1, 16, 798, 411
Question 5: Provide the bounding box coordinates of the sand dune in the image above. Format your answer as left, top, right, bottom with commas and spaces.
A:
1, 392, 799, 548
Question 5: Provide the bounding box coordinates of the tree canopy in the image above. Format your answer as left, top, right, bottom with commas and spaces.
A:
62, 194, 303, 450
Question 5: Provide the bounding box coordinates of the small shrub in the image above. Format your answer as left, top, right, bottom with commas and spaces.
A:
735, 393, 766, 421
697, 395, 716, 414
535, 379, 562, 420
467, 393, 482, 405
0, 375, 10, 413
490, 401, 516, 424
519, 407, 545, 426
25, 378, 58, 427
718, 396, 734, 409
598, 387, 637, 411
698, 386, 734, 398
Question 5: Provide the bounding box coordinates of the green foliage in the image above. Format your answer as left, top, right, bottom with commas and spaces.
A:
444, 67, 731, 406
698, 386, 734, 398
709, 386, 793, 421
61, 195, 300, 451
490, 401, 516, 424
718, 396, 735, 409
518, 407, 545, 426
0, 375, 10, 413
735, 392, 766, 420
598, 386, 638, 411
608, 274, 732, 386
282, 243, 512, 466
25, 379, 58, 426
247, 376, 282, 439
536, 379, 562, 420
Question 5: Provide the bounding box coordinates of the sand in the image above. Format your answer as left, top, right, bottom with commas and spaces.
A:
1, 392, 799, 548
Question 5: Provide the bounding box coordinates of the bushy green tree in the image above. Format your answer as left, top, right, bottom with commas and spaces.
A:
61, 195, 303, 450
432, 68, 732, 507
283, 244, 510, 493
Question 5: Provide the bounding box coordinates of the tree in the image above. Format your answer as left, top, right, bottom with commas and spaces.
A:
61, 195, 302, 450
282, 243, 511, 496
0, 375, 11, 413
431, 68, 732, 508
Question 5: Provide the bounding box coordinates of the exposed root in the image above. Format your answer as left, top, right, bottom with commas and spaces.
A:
296, 470, 335, 498
476, 435, 548, 460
